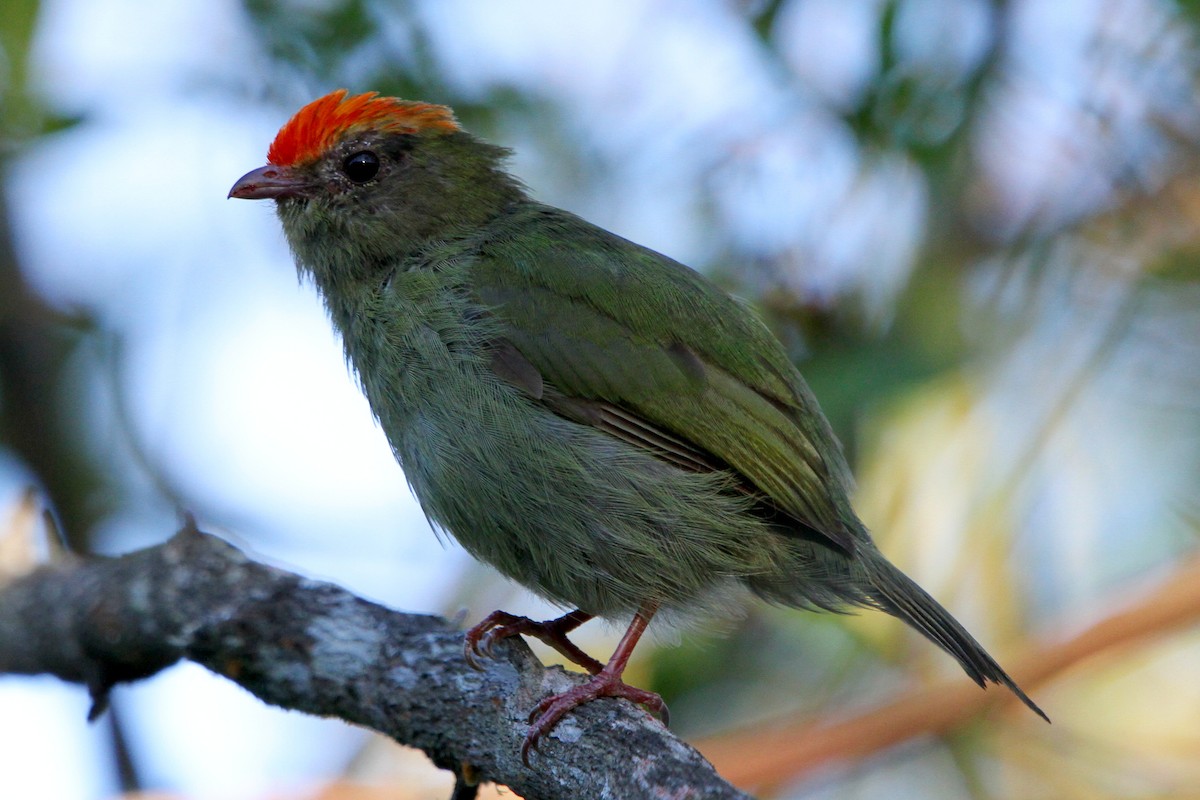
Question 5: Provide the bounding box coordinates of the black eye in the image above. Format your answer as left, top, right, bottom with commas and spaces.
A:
343, 150, 380, 183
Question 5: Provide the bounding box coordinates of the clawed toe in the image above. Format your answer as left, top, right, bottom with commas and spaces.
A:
463, 610, 528, 669
519, 674, 669, 764
463, 608, 602, 673
467, 604, 665, 764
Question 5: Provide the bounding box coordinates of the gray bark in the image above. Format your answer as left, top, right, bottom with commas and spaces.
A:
0, 520, 753, 800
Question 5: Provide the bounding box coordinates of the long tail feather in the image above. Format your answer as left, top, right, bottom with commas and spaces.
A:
863, 556, 1049, 722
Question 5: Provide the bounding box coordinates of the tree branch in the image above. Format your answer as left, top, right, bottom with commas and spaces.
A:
0, 520, 752, 800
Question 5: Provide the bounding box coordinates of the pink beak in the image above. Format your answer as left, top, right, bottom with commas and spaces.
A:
228, 165, 310, 200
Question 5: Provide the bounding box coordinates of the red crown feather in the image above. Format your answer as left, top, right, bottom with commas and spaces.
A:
267, 89, 459, 167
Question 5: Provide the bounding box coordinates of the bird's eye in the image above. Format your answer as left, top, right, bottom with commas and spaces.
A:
343, 151, 380, 183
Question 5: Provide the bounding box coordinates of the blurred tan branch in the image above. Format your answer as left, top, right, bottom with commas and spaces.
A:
696, 549, 1200, 793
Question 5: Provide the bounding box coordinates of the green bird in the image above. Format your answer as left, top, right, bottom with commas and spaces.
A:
230, 90, 1047, 760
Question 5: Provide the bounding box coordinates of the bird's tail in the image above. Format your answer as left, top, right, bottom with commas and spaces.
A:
862, 555, 1049, 722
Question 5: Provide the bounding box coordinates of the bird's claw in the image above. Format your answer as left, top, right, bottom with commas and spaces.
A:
464, 610, 529, 670
519, 735, 540, 766
464, 609, 603, 673
519, 674, 669, 765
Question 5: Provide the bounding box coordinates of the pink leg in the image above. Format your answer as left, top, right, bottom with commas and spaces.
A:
465, 609, 602, 674
522, 601, 667, 764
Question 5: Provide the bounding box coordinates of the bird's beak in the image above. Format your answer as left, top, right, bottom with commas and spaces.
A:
228, 165, 311, 200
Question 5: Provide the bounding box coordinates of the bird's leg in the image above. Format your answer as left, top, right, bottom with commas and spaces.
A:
522, 601, 667, 764
465, 609, 602, 674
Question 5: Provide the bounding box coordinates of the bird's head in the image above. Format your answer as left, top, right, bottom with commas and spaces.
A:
230, 90, 520, 277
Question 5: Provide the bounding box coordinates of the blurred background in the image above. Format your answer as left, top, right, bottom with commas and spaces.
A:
2, 0, 1200, 797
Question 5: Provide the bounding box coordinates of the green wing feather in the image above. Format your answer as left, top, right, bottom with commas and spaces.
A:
471, 204, 859, 551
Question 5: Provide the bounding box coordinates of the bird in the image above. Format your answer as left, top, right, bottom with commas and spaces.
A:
229, 89, 1047, 762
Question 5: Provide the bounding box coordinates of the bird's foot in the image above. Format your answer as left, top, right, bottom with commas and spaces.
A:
521, 670, 669, 765
464, 609, 602, 673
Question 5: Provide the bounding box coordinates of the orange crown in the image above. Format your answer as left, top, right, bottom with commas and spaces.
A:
267, 89, 459, 167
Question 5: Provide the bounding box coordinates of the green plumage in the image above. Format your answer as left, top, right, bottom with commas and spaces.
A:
237, 111, 1045, 721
